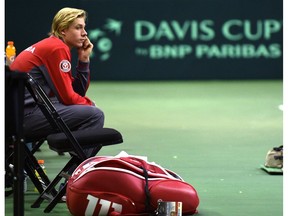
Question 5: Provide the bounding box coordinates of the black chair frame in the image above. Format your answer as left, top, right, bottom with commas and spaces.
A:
5, 69, 27, 216
5, 68, 57, 216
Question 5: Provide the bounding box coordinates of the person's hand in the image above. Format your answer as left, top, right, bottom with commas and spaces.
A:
78, 37, 93, 62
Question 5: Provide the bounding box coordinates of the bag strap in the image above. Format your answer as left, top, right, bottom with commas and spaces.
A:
141, 166, 151, 213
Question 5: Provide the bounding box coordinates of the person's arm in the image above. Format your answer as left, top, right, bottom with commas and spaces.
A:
72, 60, 90, 97
72, 37, 94, 96
45, 47, 92, 105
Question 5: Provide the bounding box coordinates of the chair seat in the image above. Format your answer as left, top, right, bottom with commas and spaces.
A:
47, 128, 123, 153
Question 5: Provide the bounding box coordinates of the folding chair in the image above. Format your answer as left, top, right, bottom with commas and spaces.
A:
5, 67, 53, 216
25, 73, 123, 212
5, 67, 27, 216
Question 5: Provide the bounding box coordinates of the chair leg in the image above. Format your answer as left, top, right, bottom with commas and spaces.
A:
44, 184, 67, 213
24, 146, 53, 193
90, 144, 103, 157
24, 162, 44, 194
30, 139, 45, 155
6, 141, 49, 194
33, 145, 103, 212
31, 156, 78, 209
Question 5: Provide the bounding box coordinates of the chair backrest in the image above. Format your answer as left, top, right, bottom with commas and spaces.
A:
5, 66, 26, 144
25, 73, 87, 160
5, 66, 27, 216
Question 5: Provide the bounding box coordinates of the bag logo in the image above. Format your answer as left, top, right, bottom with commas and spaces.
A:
86, 195, 122, 215
59, 60, 71, 72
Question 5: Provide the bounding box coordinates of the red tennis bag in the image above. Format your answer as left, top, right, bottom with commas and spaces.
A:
66, 155, 199, 215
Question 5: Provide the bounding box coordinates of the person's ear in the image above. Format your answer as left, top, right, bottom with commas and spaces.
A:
61, 29, 67, 36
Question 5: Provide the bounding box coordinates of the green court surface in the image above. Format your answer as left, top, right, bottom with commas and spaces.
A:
5, 80, 283, 216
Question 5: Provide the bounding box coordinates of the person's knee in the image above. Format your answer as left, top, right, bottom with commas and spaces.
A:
94, 107, 105, 126
60, 104, 105, 129
87, 106, 105, 128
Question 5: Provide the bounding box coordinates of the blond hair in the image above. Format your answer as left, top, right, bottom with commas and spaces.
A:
50, 7, 87, 38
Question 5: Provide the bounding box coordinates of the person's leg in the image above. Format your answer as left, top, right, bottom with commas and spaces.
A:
24, 103, 104, 139
54, 104, 105, 158
24, 103, 105, 173
24, 105, 56, 139
54, 103, 105, 131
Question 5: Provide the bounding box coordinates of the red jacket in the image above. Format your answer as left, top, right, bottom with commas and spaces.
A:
10, 36, 93, 106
